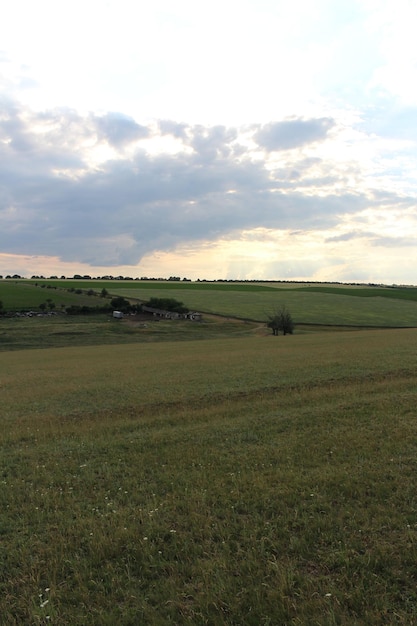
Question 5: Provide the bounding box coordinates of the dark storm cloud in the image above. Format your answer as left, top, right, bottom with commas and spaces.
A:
0, 103, 404, 267
255, 117, 334, 151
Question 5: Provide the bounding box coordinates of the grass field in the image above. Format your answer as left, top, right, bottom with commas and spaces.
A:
5, 279, 417, 327
0, 281, 106, 312
111, 287, 417, 327
0, 314, 259, 352
2, 329, 417, 624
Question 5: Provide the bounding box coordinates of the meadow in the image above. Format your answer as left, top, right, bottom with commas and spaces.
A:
111, 286, 417, 327
2, 280, 417, 624
11, 279, 417, 327
0, 280, 105, 312
0, 313, 258, 352
2, 326, 417, 624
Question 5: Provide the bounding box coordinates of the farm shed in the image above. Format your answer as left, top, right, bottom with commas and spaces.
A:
186, 311, 202, 321
142, 305, 202, 321
142, 305, 184, 319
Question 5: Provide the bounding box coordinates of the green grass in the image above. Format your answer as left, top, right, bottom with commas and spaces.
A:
297, 285, 417, 301
0, 280, 107, 312
0, 313, 259, 352
5, 279, 417, 327
24, 279, 417, 302
2, 330, 417, 624
111, 287, 417, 327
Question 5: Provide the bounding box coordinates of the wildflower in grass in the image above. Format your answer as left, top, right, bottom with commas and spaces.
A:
39, 588, 50, 609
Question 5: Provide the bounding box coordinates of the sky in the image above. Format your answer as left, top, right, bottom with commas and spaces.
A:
1, 0, 417, 283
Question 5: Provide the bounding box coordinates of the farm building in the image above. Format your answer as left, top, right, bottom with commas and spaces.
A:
187, 311, 202, 321
142, 305, 202, 321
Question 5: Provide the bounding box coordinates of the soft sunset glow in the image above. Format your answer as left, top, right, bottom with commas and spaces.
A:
1, 0, 416, 282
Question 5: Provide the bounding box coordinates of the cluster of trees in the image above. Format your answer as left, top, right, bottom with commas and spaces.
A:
65, 304, 111, 315
109, 296, 139, 314
144, 297, 188, 313
38, 299, 56, 312
267, 305, 294, 336
107, 296, 189, 315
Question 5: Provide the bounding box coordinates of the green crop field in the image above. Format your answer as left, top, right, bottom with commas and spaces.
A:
9, 279, 417, 327
111, 286, 417, 327
2, 328, 417, 624
0, 280, 106, 312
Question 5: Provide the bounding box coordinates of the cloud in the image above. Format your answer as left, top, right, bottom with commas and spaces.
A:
325, 230, 372, 243
94, 113, 149, 147
254, 117, 335, 151
371, 235, 417, 248
158, 120, 188, 140
0, 100, 415, 272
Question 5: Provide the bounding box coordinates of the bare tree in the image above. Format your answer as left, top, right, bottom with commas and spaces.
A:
267, 305, 294, 336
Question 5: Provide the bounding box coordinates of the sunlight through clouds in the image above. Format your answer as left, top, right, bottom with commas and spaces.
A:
0, 0, 416, 282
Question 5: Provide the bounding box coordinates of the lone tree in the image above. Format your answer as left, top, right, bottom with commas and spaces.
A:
267, 305, 294, 336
